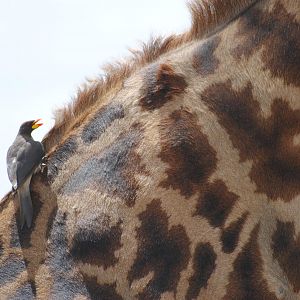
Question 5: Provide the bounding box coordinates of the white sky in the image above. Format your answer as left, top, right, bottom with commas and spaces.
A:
0, 0, 190, 197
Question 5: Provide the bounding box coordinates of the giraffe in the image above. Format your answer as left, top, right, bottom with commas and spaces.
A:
0, 0, 299, 298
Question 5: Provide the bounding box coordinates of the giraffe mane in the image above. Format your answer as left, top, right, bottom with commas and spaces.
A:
43, 0, 258, 153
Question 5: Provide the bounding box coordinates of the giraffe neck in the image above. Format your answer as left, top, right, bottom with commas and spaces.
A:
0, 0, 299, 299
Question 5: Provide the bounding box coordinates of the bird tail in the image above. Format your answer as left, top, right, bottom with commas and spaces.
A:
17, 176, 33, 229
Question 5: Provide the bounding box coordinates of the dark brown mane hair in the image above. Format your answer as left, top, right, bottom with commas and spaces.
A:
43, 0, 258, 153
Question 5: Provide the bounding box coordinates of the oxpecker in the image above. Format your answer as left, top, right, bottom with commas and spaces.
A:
7, 119, 44, 228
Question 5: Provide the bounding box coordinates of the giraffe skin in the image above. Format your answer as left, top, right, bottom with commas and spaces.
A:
0, 0, 299, 299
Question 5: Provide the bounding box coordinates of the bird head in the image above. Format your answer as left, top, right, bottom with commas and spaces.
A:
18, 119, 43, 135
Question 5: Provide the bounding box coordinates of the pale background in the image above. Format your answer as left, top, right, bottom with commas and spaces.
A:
0, 0, 190, 197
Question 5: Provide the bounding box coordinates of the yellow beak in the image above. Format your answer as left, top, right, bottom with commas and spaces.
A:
32, 119, 43, 129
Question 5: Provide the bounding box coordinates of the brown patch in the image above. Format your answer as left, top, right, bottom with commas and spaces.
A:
221, 212, 248, 254
9, 218, 21, 248
47, 135, 78, 182
0, 254, 27, 286
128, 199, 190, 299
233, 2, 300, 87
61, 124, 146, 206
159, 109, 217, 198
83, 275, 123, 300
224, 224, 278, 300
272, 220, 300, 292
45, 212, 90, 298
11, 281, 34, 299
195, 180, 238, 228
70, 218, 122, 269
186, 243, 216, 300
81, 102, 125, 144
193, 36, 221, 76
202, 81, 300, 201
139, 63, 188, 111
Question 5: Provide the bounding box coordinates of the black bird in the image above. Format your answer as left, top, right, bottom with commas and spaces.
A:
7, 119, 44, 228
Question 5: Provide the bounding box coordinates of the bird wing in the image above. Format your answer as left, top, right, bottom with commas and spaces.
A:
6, 155, 17, 188
15, 140, 45, 186
7, 136, 25, 188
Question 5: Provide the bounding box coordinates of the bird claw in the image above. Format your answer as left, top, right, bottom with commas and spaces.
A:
40, 156, 48, 173
41, 155, 48, 163
41, 163, 47, 173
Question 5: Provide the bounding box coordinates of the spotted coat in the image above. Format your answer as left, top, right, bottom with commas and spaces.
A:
0, 0, 300, 299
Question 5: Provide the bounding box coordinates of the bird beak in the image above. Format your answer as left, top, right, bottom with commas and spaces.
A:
32, 119, 43, 129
